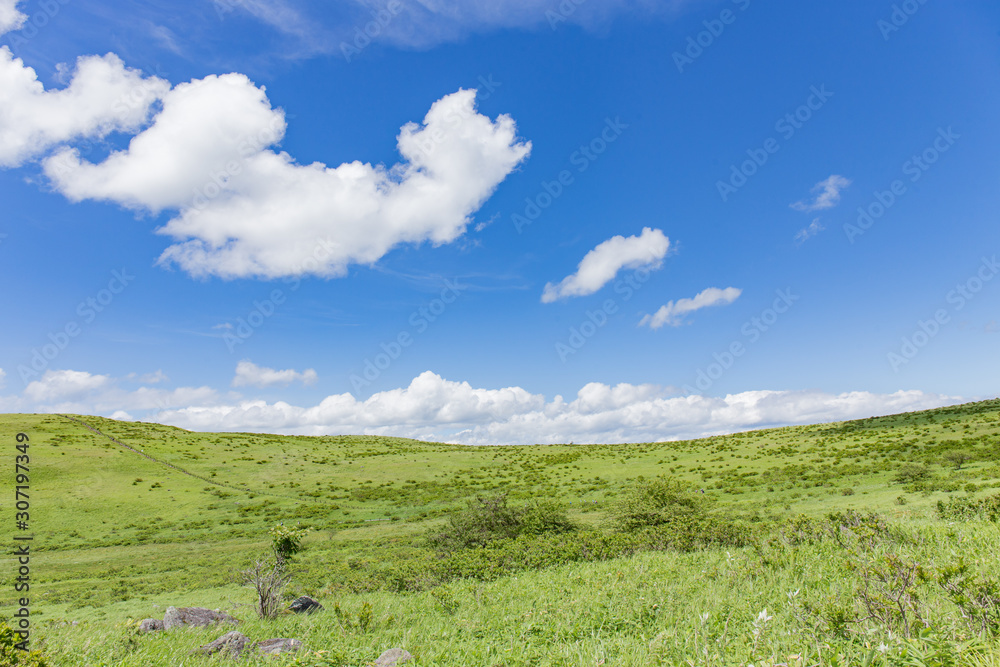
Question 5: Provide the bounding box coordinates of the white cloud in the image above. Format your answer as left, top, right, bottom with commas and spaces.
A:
3, 368, 969, 445
639, 286, 741, 329
45, 85, 530, 279
542, 227, 669, 303
0, 48, 169, 167
0, 0, 26, 35
24, 369, 114, 402
791, 174, 851, 212
232, 360, 318, 388
16, 369, 221, 414
147, 371, 963, 445
794, 218, 825, 245
0, 367, 6, 388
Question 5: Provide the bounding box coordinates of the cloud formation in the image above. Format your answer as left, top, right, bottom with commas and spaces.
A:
232, 360, 318, 388
0, 3, 530, 281
542, 227, 669, 303
0, 49, 169, 167
0, 0, 25, 35
791, 174, 851, 212
44, 85, 529, 279
0, 368, 965, 446
639, 286, 741, 329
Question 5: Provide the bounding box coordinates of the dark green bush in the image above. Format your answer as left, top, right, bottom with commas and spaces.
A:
0, 622, 49, 667
428, 493, 576, 551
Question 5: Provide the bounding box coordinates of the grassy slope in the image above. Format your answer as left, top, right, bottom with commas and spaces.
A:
0, 399, 999, 664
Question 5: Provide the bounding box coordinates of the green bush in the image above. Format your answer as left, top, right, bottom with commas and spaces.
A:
0, 622, 49, 667
429, 493, 576, 551
608, 477, 708, 533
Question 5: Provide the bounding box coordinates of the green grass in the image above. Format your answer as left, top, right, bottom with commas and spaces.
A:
1, 399, 999, 665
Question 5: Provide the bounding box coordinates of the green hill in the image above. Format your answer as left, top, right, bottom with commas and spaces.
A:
2, 399, 1000, 665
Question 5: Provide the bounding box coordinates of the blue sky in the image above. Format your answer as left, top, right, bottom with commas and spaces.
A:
1, 0, 998, 444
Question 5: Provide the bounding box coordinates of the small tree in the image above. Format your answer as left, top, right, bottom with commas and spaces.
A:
943, 450, 974, 471
269, 523, 309, 565
238, 558, 292, 620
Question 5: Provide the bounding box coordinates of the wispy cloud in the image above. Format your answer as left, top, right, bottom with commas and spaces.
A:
791, 174, 851, 212
639, 286, 741, 329
794, 218, 825, 245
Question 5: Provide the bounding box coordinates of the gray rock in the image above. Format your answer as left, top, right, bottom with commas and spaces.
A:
255, 638, 303, 655
162, 606, 239, 630
288, 595, 323, 614
375, 648, 414, 666
195, 631, 250, 657
138, 618, 163, 633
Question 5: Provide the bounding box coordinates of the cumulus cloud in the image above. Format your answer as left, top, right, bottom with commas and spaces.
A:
148, 371, 962, 445
0, 49, 169, 167
44, 85, 530, 279
639, 286, 741, 329
0, 0, 25, 35
232, 360, 318, 388
2, 368, 967, 445
542, 227, 669, 303
15, 369, 221, 414
791, 174, 851, 212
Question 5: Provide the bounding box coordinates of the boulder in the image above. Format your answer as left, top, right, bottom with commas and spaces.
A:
163, 606, 239, 630
288, 595, 323, 614
195, 631, 250, 658
375, 648, 414, 666
255, 638, 303, 655
138, 618, 163, 633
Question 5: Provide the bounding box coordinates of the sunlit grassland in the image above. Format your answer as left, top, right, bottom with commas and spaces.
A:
0, 398, 998, 665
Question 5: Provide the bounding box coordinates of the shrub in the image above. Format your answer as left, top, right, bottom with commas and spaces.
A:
429, 493, 575, 551
608, 477, 707, 533
0, 622, 49, 667
270, 523, 310, 564
238, 557, 292, 620
894, 464, 931, 486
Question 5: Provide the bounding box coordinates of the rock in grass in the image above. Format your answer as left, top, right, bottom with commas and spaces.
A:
137, 618, 163, 633
288, 595, 323, 614
255, 638, 303, 655
195, 631, 250, 657
375, 648, 414, 666
162, 606, 240, 630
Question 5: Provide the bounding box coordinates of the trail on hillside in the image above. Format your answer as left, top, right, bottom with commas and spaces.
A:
59, 414, 329, 506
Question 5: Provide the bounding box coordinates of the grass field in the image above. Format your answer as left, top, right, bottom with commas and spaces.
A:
1, 399, 999, 665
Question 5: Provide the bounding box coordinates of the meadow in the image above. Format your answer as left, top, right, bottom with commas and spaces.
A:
0, 398, 998, 665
